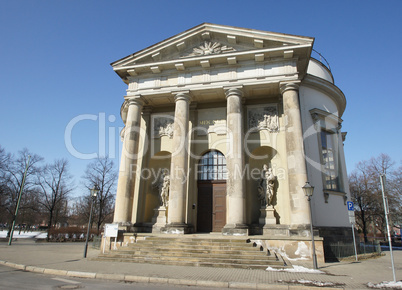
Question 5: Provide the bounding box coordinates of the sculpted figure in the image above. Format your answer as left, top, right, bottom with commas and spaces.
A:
258, 164, 277, 207
154, 169, 170, 207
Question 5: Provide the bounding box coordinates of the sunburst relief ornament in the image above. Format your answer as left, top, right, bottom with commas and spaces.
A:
189, 41, 235, 56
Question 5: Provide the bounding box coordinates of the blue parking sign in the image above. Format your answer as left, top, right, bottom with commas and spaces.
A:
347, 201, 354, 211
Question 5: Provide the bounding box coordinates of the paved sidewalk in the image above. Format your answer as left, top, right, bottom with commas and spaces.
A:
0, 239, 401, 289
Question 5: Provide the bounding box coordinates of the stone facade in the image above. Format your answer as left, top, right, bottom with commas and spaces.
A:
110, 24, 351, 248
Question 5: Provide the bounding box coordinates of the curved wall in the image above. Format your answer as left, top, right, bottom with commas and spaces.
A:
307, 59, 334, 84
299, 84, 350, 228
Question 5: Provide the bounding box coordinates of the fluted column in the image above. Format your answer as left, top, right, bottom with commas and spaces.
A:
223, 86, 248, 235
166, 92, 191, 233
280, 81, 310, 226
113, 97, 143, 225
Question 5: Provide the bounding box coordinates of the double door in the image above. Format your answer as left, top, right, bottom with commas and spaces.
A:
197, 181, 226, 232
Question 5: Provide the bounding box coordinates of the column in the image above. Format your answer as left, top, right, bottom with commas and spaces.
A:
223, 86, 248, 235
280, 81, 310, 227
132, 106, 153, 225
113, 97, 143, 226
166, 91, 191, 233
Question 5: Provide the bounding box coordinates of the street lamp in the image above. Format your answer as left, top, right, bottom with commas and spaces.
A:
83, 184, 99, 258
302, 181, 318, 269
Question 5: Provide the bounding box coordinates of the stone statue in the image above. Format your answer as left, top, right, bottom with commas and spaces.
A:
258, 164, 277, 208
154, 169, 170, 207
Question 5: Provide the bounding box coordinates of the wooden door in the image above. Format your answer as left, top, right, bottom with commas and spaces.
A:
212, 182, 226, 232
197, 182, 213, 232
197, 181, 226, 232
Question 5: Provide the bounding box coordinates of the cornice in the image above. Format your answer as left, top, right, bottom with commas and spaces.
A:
113, 44, 311, 79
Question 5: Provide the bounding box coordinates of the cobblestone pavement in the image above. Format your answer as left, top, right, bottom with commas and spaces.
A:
0, 239, 401, 289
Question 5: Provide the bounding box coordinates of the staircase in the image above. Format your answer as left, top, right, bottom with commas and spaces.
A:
95, 235, 289, 270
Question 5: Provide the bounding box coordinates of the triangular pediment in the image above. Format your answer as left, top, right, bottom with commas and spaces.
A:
111, 23, 314, 79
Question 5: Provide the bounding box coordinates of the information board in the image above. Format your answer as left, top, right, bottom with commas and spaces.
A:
104, 223, 118, 237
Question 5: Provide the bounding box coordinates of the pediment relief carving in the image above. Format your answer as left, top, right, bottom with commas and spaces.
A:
183, 41, 236, 58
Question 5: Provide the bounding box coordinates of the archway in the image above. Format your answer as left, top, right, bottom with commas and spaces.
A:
197, 150, 227, 232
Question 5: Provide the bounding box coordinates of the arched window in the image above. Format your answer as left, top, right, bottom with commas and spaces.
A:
198, 151, 227, 181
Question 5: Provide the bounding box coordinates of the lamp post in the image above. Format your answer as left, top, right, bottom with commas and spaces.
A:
84, 185, 99, 258
302, 181, 318, 269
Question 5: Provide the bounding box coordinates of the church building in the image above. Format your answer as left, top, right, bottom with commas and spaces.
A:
110, 24, 351, 253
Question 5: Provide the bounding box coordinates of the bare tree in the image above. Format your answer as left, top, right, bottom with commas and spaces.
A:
37, 159, 73, 241
0, 145, 11, 171
1, 148, 43, 236
349, 162, 374, 243
0, 145, 12, 224
82, 157, 117, 234
349, 154, 401, 242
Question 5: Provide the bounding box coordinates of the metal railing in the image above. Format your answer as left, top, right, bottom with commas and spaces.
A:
312, 49, 331, 71
324, 240, 381, 261
92, 235, 102, 249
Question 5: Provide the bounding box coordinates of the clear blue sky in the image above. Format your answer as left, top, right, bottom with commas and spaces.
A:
1, 1, 401, 196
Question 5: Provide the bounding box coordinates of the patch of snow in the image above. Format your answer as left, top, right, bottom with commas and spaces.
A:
294, 241, 310, 258
253, 239, 310, 262
252, 240, 263, 246
0, 230, 46, 239
279, 279, 341, 287
267, 265, 324, 274
292, 279, 337, 287
368, 281, 402, 289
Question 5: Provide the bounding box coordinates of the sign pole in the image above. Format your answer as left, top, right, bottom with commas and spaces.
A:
347, 201, 358, 262
380, 174, 396, 282
351, 221, 358, 262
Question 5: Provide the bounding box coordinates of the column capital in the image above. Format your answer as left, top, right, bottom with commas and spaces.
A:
124, 96, 144, 107
224, 86, 244, 99
279, 81, 301, 95
141, 106, 153, 116
172, 91, 191, 103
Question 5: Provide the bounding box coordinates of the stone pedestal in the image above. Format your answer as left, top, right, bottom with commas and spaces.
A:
152, 206, 167, 232
161, 223, 192, 234
259, 206, 277, 226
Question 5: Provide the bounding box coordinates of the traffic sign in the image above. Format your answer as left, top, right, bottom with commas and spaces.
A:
347, 201, 354, 211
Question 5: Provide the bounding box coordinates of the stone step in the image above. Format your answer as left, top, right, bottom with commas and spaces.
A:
94, 256, 284, 270
121, 243, 260, 252
128, 240, 260, 250
99, 253, 280, 265
97, 236, 289, 270
138, 236, 246, 243
102, 250, 276, 261
135, 238, 246, 246
116, 247, 268, 256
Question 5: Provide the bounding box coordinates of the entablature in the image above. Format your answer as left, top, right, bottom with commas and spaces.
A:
124, 59, 299, 107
